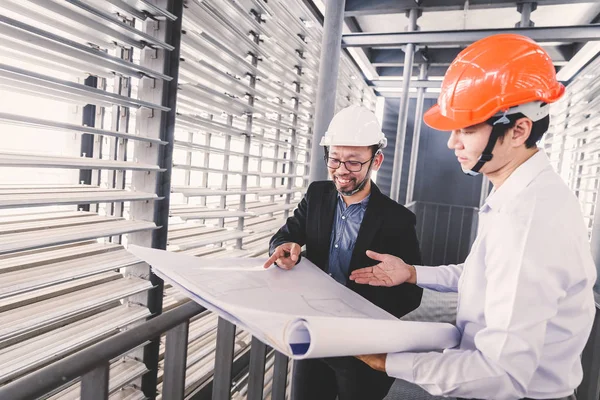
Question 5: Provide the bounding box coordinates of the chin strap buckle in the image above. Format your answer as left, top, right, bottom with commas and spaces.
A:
479, 153, 493, 162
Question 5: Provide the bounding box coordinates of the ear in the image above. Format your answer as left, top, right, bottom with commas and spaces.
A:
371, 151, 384, 172
511, 117, 533, 147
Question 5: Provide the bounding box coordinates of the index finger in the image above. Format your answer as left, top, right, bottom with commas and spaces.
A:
263, 250, 280, 269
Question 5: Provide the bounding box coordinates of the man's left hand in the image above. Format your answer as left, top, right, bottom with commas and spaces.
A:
356, 354, 387, 372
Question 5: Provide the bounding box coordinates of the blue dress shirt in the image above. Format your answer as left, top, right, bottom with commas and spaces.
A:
328, 194, 370, 284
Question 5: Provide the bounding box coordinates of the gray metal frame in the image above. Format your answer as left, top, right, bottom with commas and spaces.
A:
342, 25, 600, 47
389, 8, 418, 202
0, 301, 205, 400
309, 0, 346, 183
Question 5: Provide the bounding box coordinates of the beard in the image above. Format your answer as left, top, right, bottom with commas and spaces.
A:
333, 173, 369, 196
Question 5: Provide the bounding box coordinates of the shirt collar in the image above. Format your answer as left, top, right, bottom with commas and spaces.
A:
482, 149, 551, 213
337, 193, 371, 210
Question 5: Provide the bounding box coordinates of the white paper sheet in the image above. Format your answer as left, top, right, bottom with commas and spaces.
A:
128, 245, 460, 359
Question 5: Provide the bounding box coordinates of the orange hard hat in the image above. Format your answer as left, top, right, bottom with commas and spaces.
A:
423, 34, 565, 131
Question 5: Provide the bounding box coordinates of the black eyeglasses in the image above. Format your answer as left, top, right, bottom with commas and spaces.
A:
324, 157, 374, 172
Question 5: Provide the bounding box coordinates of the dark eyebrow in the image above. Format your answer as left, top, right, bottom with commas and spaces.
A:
329, 152, 363, 159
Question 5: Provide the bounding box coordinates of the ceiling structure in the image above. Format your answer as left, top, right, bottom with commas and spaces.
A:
307, 0, 600, 98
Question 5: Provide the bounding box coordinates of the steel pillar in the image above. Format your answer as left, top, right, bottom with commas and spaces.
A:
162, 321, 190, 400
309, 0, 346, 183
78, 75, 98, 212
517, 2, 536, 27
390, 8, 418, 202
405, 64, 428, 204
128, 0, 184, 397
212, 318, 236, 400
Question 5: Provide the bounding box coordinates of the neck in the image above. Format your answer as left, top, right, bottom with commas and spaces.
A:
341, 179, 372, 206
486, 147, 538, 188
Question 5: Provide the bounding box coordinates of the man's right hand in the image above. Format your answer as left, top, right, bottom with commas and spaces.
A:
263, 242, 301, 270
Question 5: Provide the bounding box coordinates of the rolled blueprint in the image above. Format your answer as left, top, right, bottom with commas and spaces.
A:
128, 245, 460, 359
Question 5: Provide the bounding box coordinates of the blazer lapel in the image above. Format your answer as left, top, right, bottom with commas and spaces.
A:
349, 182, 384, 273
317, 182, 338, 253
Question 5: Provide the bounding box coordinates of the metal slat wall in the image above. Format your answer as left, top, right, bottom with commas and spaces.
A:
545, 56, 600, 239
162, 0, 310, 397
0, 0, 179, 398
160, 0, 376, 398
168, 0, 376, 260
0, 0, 376, 398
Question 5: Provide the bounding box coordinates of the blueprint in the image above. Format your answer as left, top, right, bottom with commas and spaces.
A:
128, 245, 460, 359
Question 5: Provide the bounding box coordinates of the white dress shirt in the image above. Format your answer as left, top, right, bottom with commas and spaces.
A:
386, 150, 597, 400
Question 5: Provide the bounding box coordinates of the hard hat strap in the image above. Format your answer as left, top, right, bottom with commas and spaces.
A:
463, 117, 508, 177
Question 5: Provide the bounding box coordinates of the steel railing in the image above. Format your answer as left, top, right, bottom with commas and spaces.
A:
0, 300, 290, 400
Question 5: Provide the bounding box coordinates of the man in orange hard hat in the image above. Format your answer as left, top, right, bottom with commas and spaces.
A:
350, 34, 597, 400
263, 105, 423, 400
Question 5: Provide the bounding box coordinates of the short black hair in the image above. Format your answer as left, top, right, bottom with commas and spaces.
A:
486, 112, 550, 149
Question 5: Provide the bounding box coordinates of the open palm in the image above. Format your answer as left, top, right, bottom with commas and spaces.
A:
349, 250, 415, 287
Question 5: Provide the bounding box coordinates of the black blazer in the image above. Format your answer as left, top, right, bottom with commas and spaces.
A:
270, 181, 423, 319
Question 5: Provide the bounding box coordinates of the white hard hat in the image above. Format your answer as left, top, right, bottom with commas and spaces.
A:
319, 105, 387, 149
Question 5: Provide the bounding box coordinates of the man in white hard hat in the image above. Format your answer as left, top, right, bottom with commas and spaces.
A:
263, 105, 423, 400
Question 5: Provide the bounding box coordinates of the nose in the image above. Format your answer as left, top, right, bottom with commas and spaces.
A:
447, 130, 464, 150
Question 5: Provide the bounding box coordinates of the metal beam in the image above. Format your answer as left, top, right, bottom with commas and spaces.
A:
344, 16, 371, 59
370, 45, 574, 66
378, 66, 449, 77
379, 63, 558, 77
370, 79, 441, 88
371, 48, 462, 66
345, 0, 595, 16
376, 91, 440, 99
343, 25, 600, 47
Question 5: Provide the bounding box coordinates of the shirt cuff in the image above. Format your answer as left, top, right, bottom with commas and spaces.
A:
385, 352, 416, 381
414, 265, 438, 287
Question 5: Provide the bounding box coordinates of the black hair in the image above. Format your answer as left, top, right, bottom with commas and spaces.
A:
486, 108, 550, 149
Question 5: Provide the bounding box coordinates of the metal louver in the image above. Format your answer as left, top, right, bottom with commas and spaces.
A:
0, 0, 377, 398
546, 55, 600, 239
0, 0, 179, 398
160, 0, 375, 397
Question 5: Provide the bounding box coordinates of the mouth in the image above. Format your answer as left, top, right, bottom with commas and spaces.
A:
456, 156, 469, 163
334, 176, 354, 186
